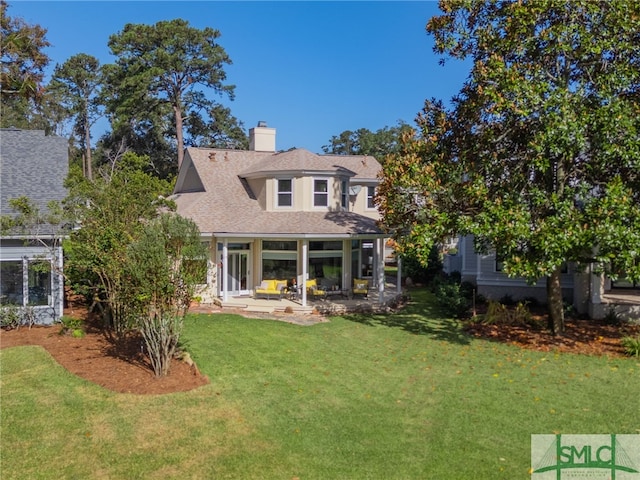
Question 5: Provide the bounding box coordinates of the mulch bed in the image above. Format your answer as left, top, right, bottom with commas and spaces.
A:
0, 313, 210, 395
465, 316, 640, 357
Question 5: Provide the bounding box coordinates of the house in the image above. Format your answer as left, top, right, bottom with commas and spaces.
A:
447, 235, 640, 321
0, 129, 68, 325
172, 122, 392, 310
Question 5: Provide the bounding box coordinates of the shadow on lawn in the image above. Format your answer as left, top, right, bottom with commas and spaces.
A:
343, 294, 471, 345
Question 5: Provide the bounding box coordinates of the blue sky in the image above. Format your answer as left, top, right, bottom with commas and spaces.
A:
8, 1, 471, 153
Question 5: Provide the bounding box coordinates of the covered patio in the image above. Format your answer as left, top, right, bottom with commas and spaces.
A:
210, 276, 404, 317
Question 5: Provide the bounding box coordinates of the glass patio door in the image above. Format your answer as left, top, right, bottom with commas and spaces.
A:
226, 251, 250, 296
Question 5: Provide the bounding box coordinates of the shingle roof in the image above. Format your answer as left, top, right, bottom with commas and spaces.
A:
173, 147, 383, 236
0, 129, 68, 217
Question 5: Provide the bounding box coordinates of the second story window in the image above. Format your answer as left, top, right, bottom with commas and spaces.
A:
367, 186, 376, 209
341, 180, 348, 209
277, 178, 292, 207
314, 179, 328, 207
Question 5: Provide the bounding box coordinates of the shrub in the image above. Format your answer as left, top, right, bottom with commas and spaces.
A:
603, 307, 622, 325
482, 300, 532, 326
0, 306, 36, 330
459, 281, 476, 300
59, 316, 85, 338
401, 245, 443, 285
621, 335, 640, 357
434, 281, 469, 319
0, 306, 22, 330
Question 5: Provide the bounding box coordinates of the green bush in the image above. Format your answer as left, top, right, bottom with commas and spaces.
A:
603, 307, 622, 325
59, 316, 85, 338
434, 281, 470, 319
621, 335, 640, 357
482, 300, 532, 326
0, 306, 36, 330
0, 306, 22, 329
401, 245, 443, 285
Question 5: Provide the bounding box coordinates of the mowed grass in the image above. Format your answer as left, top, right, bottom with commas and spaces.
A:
1, 288, 639, 479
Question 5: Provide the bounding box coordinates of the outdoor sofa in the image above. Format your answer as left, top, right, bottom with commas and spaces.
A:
254, 279, 288, 300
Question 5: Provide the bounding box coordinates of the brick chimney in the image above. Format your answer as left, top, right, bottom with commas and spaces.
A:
249, 121, 276, 152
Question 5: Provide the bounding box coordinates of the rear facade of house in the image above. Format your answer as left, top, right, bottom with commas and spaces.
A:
172, 123, 389, 309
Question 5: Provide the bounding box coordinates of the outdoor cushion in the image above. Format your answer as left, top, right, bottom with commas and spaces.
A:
353, 279, 369, 297
255, 279, 287, 299
306, 279, 327, 298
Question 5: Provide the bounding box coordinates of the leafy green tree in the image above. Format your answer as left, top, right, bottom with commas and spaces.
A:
379, 0, 640, 334
126, 213, 207, 377
48, 54, 104, 180
103, 18, 239, 171
186, 103, 248, 150
64, 153, 174, 333
322, 122, 412, 161
0, 1, 64, 132
0, 0, 49, 100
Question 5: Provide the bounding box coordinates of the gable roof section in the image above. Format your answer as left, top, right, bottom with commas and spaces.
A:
173, 152, 205, 193
0, 129, 68, 217
172, 147, 383, 236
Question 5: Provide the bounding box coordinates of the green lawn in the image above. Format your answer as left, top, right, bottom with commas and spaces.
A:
1, 288, 639, 479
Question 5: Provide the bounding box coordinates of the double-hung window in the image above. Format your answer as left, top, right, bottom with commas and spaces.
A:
277, 178, 293, 207
314, 179, 328, 207
366, 186, 376, 209
341, 180, 348, 210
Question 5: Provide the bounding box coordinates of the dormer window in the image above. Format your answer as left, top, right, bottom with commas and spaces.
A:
314, 179, 328, 207
277, 178, 293, 207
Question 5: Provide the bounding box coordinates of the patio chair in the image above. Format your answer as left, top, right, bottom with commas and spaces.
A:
306, 279, 327, 300
352, 278, 369, 298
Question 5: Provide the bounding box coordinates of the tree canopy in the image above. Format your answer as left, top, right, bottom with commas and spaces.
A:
0, 1, 57, 132
49, 54, 104, 180
103, 18, 241, 171
0, 0, 49, 100
322, 122, 412, 161
378, 0, 640, 334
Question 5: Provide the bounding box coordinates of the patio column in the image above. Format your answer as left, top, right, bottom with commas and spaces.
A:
302, 239, 308, 307
377, 237, 385, 304
57, 244, 64, 318
222, 240, 228, 302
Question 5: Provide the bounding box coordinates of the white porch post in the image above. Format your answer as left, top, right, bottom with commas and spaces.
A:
58, 245, 64, 318
222, 240, 229, 302
302, 240, 308, 307
396, 255, 402, 294
377, 237, 385, 304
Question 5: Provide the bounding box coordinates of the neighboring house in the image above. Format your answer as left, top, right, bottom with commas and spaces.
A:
447, 235, 640, 320
0, 129, 68, 325
172, 122, 390, 309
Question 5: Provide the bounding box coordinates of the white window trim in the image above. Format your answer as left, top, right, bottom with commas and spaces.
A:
341, 180, 348, 211
0, 257, 54, 308
366, 185, 377, 210
275, 177, 294, 209
312, 177, 329, 209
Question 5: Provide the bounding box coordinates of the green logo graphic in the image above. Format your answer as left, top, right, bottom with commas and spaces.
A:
531, 434, 640, 479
